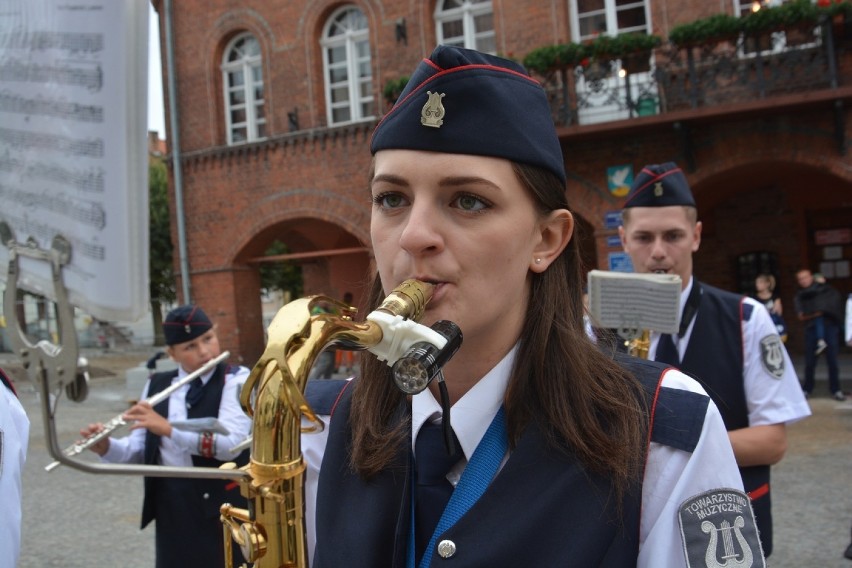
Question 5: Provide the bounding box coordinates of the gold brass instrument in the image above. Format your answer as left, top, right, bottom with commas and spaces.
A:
220, 279, 441, 568
2, 217, 446, 568
626, 329, 651, 359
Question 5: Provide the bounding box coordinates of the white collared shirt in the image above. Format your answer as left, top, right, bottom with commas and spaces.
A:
410, 345, 515, 485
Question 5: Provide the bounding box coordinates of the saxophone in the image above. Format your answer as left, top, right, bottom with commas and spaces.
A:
220, 279, 453, 568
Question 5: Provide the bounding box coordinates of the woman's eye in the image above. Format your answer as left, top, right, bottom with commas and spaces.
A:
373, 192, 407, 209
454, 193, 488, 212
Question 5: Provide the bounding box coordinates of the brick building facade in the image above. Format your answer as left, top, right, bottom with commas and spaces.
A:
151, 0, 852, 363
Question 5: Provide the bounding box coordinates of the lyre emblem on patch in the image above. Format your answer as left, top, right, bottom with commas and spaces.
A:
759, 335, 785, 378
185, 324, 191, 333
421, 91, 446, 128
678, 489, 765, 568
653, 182, 664, 197
701, 517, 754, 568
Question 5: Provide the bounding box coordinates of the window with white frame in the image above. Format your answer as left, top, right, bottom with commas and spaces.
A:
222, 33, 266, 145
321, 7, 374, 126
571, 0, 653, 125
734, 0, 818, 54
435, 0, 495, 54
573, 0, 649, 41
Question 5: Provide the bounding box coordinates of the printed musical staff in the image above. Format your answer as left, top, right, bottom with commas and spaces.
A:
0, 185, 106, 230
2, 211, 106, 262
0, 31, 103, 55
0, 58, 103, 92
0, 128, 104, 158
0, 153, 105, 194
0, 90, 104, 122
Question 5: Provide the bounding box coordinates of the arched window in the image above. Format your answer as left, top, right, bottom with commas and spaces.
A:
221, 33, 266, 145
435, 0, 495, 54
321, 7, 374, 126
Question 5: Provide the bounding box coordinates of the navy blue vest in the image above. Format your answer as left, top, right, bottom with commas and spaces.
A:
677, 282, 773, 554
311, 360, 708, 568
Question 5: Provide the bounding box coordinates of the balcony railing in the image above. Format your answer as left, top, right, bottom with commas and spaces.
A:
537, 17, 851, 128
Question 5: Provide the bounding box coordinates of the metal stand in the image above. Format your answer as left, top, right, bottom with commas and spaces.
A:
0, 221, 245, 480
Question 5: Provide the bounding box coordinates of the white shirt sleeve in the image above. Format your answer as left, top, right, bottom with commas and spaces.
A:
845, 294, 852, 345
0, 384, 30, 568
101, 379, 150, 464
638, 368, 744, 568
741, 298, 810, 427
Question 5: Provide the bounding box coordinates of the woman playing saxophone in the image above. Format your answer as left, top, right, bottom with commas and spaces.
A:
302, 45, 763, 568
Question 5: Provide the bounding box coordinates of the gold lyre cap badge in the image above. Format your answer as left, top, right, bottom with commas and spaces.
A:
421, 91, 445, 128
653, 181, 664, 197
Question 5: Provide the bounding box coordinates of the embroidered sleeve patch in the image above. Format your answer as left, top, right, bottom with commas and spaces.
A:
759, 335, 786, 379
678, 489, 765, 568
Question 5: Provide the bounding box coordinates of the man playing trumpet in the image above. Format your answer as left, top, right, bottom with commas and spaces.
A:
81, 305, 252, 568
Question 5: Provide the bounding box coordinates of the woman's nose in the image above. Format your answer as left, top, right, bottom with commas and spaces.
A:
397, 202, 444, 255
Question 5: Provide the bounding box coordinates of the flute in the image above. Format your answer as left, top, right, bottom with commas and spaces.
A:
45, 350, 230, 472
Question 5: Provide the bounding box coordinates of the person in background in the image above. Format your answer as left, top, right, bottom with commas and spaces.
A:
81, 305, 252, 568
302, 45, 759, 568
0, 367, 29, 568
754, 273, 788, 343
794, 268, 845, 401
812, 272, 829, 354
619, 162, 811, 557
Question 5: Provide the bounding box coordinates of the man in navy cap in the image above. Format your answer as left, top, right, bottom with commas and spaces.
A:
80, 305, 252, 568
619, 162, 811, 557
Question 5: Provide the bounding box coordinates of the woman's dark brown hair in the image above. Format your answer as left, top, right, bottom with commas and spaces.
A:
350, 162, 648, 503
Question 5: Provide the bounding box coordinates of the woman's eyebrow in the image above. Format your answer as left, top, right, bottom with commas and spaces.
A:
437, 176, 500, 190
370, 173, 408, 186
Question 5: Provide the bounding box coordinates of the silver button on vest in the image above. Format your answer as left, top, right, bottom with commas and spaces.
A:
437, 540, 456, 558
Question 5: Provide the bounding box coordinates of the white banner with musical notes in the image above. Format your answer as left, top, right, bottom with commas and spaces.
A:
0, 0, 149, 321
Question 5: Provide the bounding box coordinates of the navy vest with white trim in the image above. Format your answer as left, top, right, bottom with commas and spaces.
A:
310, 360, 708, 568
676, 282, 772, 554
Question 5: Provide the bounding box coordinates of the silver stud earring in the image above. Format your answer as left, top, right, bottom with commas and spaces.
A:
535, 258, 542, 264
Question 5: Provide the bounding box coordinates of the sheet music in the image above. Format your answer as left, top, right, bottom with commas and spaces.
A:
0, 0, 149, 321
587, 270, 682, 335
170, 418, 231, 435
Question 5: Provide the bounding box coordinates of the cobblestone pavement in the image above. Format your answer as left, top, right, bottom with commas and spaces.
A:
5, 348, 852, 567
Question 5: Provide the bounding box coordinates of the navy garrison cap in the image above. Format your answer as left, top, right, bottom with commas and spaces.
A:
370, 45, 566, 184
163, 305, 213, 346
623, 162, 695, 208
